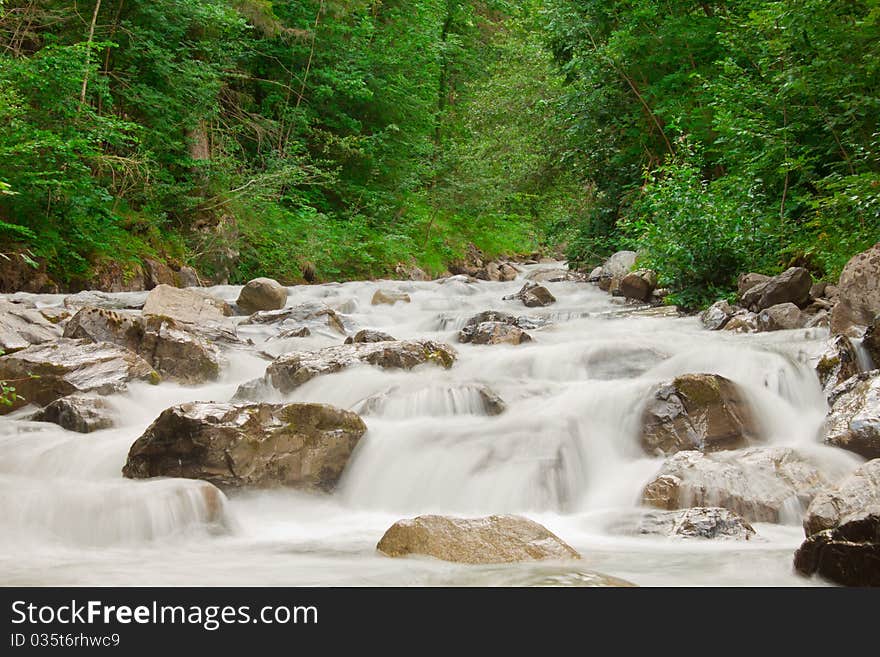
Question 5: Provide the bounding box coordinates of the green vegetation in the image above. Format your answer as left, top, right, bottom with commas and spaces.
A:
0, 1, 877, 301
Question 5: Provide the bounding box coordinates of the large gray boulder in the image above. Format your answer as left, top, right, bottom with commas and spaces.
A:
756, 302, 805, 331
376, 515, 581, 564
0, 339, 158, 413
830, 242, 880, 336
142, 284, 232, 324
236, 277, 287, 314
737, 273, 770, 298
740, 267, 812, 311
602, 251, 638, 279
0, 299, 62, 353
122, 402, 366, 491
794, 508, 880, 586
640, 373, 759, 456
823, 371, 880, 459
31, 394, 115, 433
642, 447, 831, 523
803, 459, 880, 535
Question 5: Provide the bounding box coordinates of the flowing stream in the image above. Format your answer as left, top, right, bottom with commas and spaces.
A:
0, 263, 862, 586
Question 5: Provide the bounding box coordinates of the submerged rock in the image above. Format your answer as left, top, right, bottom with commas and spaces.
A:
31, 394, 115, 433
371, 289, 411, 305
142, 284, 233, 324
376, 514, 581, 564
640, 373, 759, 456
642, 447, 831, 523
794, 508, 880, 586
740, 267, 812, 312
823, 371, 880, 459
627, 507, 756, 541
0, 339, 158, 413
803, 459, 880, 536
236, 277, 287, 314
830, 242, 880, 336
123, 402, 367, 491
0, 299, 62, 353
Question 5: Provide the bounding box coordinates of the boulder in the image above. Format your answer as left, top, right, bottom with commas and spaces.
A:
804, 459, 880, 535
0, 339, 159, 413
642, 447, 831, 523
640, 373, 759, 456
722, 311, 759, 333
240, 340, 457, 396
737, 273, 770, 298
31, 394, 115, 433
629, 507, 756, 541
175, 266, 200, 288
619, 269, 657, 302
122, 402, 367, 491
371, 289, 411, 305
794, 508, 880, 586
497, 263, 518, 281
740, 267, 812, 311
242, 302, 347, 336
63, 307, 220, 384
0, 299, 62, 353
142, 258, 176, 289
810, 281, 828, 300
142, 285, 232, 324
376, 514, 581, 564
815, 336, 861, 398
830, 243, 880, 336
588, 266, 604, 282
344, 329, 397, 344
459, 310, 546, 334
504, 282, 556, 308
700, 300, 737, 331
394, 263, 429, 281
236, 277, 287, 314
602, 251, 638, 279
823, 372, 880, 459
864, 317, 880, 369
458, 321, 532, 345
63, 290, 147, 311
756, 302, 805, 332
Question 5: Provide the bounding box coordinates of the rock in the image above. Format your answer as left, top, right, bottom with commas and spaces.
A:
794, 508, 880, 586
756, 302, 805, 331
864, 317, 880, 369
344, 329, 396, 344
737, 273, 770, 298
700, 300, 737, 331
122, 402, 366, 491
629, 507, 756, 540
63, 290, 147, 311
376, 514, 581, 564
31, 394, 115, 433
142, 285, 233, 324
619, 269, 657, 302
142, 258, 176, 289
823, 372, 880, 459
602, 251, 638, 279
458, 322, 532, 345
723, 311, 758, 333
498, 263, 518, 281
526, 269, 585, 283
0, 339, 159, 413
803, 459, 880, 535
63, 307, 221, 384
740, 267, 812, 311
394, 263, 429, 281
504, 282, 556, 307
236, 277, 287, 314
806, 310, 830, 329
302, 262, 317, 283
371, 289, 411, 305
175, 266, 200, 287
459, 310, 547, 334
642, 447, 831, 523
831, 243, 880, 336
241, 340, 457, 397
243, 302, 346, 335
268, 326, 311, 341
588, 266, 603, 282
0, 299, 62, 353
815, 336, 861, 398
810, 281, 828, 300
640, 374, 759, 456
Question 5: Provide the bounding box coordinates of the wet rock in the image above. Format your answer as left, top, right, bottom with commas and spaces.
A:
830, 242, 880, 336
458, 322, 532, 345
242, 340, 457, 396
629, 507, 756, 540
723, 311, 758, 333
142, 285, 232, 324
740, 267, 812, 311
243, 302, 347, 336
63, 290, 147, 311
371, 289, 411, 305
815, 336, 861, 398
823, 372, 880, 459
864, 317, 880, 369
0, 339, 159, 413
794, 508, 880, 586
268, 326, 311, 341
376, 514, 581, 564
344, 329, 396, 344
737, 273, 770, 298
123, 402, 366, 491
804, 458, 880, 537
236, 277, 287, 314
642, 447, 831, 523
459, 310, 546, 334
0, 299, 62, 353
806, 310, 830, 330
63, 307, 221, 384
640, 373, 759, 456
700, 300, 737, 331
31, 394, 115, 433
526, 269, 585, 283
504, 282, 556, 308
619, 270, 657, 302
142, 258, 176, 289
756, 302, 806, 332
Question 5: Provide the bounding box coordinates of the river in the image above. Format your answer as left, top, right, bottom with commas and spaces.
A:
0, 263, 861, 586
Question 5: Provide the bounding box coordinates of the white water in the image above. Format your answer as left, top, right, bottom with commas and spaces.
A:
0, 264, 864, 586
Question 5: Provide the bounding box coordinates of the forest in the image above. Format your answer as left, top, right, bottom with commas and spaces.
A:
0, 0, 878, 306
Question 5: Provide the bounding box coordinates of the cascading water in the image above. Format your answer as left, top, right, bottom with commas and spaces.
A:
0, 264, 864, 586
